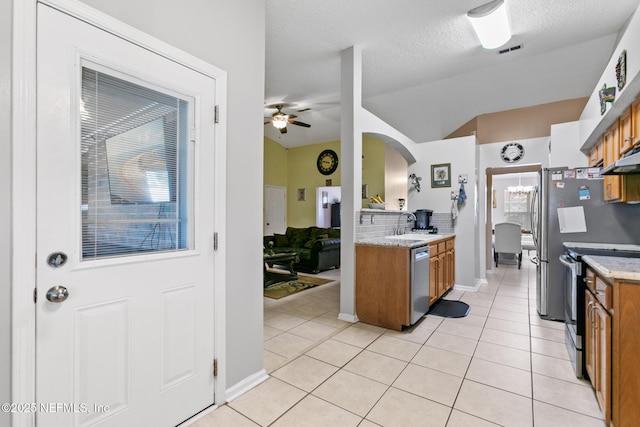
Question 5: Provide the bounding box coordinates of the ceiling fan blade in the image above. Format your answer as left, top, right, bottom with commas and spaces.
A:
279, 126, 288, 134
288, 120, 311, 128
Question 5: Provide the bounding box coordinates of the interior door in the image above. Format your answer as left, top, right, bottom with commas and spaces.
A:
264, 185, 286, 235
36, 5, 216, 426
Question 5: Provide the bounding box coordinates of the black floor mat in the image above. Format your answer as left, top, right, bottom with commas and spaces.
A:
428, 299, 470, 318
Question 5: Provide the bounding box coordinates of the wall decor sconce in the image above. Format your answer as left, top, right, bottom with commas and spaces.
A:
409, 173, 422, 192
467, 0, 511, 49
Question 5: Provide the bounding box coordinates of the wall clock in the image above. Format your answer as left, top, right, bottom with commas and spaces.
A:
500, 142, 524, 163
317, 149, 339, 175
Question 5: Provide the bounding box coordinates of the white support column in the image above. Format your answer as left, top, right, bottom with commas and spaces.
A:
338, 46, 362, 322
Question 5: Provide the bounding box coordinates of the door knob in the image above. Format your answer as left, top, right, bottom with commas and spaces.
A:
46, 286, 69, 303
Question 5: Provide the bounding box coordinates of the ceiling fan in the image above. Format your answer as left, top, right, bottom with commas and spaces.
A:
264, 103, 311, 134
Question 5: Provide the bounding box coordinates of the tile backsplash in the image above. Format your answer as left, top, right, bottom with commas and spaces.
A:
355, 210, 454, 239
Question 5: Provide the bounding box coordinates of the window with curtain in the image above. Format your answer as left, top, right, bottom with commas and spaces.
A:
81, 65, 193, 260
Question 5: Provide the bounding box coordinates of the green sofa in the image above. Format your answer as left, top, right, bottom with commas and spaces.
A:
264, 226, 340, 273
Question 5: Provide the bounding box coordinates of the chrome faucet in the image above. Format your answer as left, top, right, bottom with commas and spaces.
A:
395, 212, 417, 234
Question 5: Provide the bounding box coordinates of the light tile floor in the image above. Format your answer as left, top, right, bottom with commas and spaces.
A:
192, 253, 606, 426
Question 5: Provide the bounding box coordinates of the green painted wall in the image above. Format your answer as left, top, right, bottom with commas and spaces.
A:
287, 141, 341, 227
362, 135, 385, 208
264, 137, 288, 187
263, 135, 386, 227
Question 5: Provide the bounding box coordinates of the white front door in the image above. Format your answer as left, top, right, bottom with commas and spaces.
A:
36, 5, 216, 426
264, 185, 286, 235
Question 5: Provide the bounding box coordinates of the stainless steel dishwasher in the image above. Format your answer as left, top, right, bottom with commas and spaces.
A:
410, 245, 430, 324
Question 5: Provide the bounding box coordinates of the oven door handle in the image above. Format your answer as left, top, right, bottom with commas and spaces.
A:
558, 254, 576, 269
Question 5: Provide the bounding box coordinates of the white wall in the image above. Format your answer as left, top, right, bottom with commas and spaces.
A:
408, 136, 477, 289
1, 0, 12, 424
550, 121, 589, 168
77, 0, 266, 393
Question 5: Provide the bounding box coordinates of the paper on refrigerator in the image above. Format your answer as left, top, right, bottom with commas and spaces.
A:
557, 206, 587, 233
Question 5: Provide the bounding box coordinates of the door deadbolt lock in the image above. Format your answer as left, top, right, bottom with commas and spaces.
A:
46, 286, 69, 303
47, 252, 68, 268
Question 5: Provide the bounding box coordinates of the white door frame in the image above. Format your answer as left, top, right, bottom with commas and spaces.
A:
11, 1, 228, 425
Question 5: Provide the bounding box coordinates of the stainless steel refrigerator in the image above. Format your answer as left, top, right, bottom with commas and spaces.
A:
532, 167, 640, 320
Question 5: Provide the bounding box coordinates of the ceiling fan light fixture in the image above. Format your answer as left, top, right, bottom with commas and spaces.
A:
272, 114, 288, 129
467, 0, 511, 49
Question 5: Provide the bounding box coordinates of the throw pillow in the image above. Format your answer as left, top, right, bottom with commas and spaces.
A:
303, 234, 329, 249
274, 234, 289, 247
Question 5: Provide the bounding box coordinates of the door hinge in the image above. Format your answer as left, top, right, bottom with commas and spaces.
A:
213, 232, 219, 251
214, 105, 219, 124
33, 288, 37, 303
213, 359, 218, 377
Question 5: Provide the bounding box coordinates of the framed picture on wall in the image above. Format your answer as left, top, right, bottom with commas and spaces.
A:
297, 188, 306, 201
431, 163, 451, 188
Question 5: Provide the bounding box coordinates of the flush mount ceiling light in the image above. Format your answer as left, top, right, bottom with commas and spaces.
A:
467, 0, 511, 49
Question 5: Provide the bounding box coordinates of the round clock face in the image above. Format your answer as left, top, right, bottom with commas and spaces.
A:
317, 149, 339, 175
500, 143, 525, 163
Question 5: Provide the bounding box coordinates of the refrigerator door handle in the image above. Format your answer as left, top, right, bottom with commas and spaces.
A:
530, 187, 539, 250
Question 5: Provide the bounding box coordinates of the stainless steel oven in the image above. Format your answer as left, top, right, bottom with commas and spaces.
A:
559, 251, 583, 377
561, 243, 640, 379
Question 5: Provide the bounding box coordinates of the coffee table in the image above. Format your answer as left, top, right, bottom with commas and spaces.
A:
263, 251, 299, 287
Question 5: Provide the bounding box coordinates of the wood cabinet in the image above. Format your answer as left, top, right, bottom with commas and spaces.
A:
619, 107, 633, 155
632, 96, 640, 148
602, 118, 640, 203
355, 244, 410, 331
584, 266, 640, 426
603, 121, 623, 202
589, 137, 604, 166
429, 236, 455, 305
355, 235, 456, 330
585, 285, 611, 423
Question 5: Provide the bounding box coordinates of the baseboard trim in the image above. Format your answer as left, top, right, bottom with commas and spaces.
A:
453, 278, 486, 292
225, 369, 269, 403
337, 312, 358, 323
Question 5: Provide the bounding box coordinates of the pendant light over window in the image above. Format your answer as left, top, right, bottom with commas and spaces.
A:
467, 0, 511, 49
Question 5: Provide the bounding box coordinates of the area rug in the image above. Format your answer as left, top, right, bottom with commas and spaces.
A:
428, 299, 470, 318
264, 275, 332, 299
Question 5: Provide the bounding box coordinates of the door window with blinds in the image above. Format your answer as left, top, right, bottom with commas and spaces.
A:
81, 65, 194, 259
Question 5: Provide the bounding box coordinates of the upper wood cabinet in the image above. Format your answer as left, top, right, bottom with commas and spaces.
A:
602, 118, 640, 203
632, 96, 640, 148
619, 107, 633, 155
589, 137, 604, 166
603, 121, 622, 202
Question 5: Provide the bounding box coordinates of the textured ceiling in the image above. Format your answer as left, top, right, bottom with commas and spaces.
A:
264, 0, 640, 147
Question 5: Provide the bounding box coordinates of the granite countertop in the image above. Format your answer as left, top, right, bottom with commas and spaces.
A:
564, 241, 640, 254
356, 233, 455, 248
582, 255, 640, 282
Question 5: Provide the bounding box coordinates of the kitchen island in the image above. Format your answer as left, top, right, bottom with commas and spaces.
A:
355, 234, 455, 330
581, 255, 640, 426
